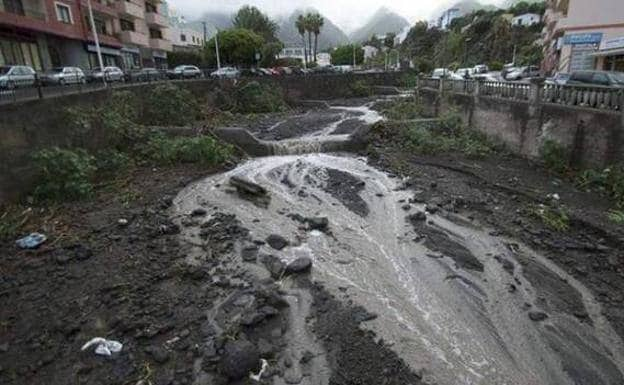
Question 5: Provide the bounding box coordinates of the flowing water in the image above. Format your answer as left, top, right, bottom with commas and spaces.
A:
174, 102, 624, 385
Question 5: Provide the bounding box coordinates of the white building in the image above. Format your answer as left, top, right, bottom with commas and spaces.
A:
171, 27, 205, 51
511, 13, 542, 27
438, 8, 460, 29
363, 45, 379, 60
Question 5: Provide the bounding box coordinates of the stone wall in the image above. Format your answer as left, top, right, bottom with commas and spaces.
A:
0, 72, 404, 205
418, 80, 624, 169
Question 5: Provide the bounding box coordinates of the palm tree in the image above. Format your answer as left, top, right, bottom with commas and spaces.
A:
304, 13, 314, 65
295, 14, 308, 66
311, 13, 324, 63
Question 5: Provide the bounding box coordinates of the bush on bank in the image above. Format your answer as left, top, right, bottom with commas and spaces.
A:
142, 83, 202, 126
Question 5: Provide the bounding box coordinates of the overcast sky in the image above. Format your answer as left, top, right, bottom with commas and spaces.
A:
168, 0, 506, 33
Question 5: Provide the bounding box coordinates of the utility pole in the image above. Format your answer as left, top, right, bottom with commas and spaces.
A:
202, 21, 207, 46
86, 0, 105, 85
352, 44, 356, 68
214, 29, 221, 69
512, 44, 517, 65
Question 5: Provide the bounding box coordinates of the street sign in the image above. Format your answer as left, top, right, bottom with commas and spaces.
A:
563, 33, 603, 45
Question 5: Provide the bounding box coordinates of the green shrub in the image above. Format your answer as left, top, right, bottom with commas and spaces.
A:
489, 61, 504, 71
143, 83, 201, 126
608, 209, 624, 224
439, 110, 464, 132
576, 165, 624, 207
350, 80, 373, 97
401, 120, 496, 158
400, 72, 418, 88
233, 81, 286, 113
95, 149, 133, 177
32, 147, 96, 201
142, 134, 232, 166
382, 98, 424, 120
541, 140, 569, 174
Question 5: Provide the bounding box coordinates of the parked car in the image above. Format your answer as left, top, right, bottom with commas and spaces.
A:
501, 63, 517, 80
88, 66, 125, 83
506, 65, 540, 81
0, 65, 37, 89
474, 64, 489, 74
545, 72, 570, 85
210, 67, 240, 79
40, 67, 85, 86
472, 73, 498, 82
168, 65, 202, 79
567, 70, 624, 87
126, 67, 164, 82
431, 68, 452, 79
456, 68, 474, 79
258, 68, 274, 76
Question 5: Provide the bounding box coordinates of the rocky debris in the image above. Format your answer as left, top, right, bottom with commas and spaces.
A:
266, 234, 289, 250
261, 254, 286, 279
407, 212, 427, 223
528, 311, 548, 322
307, 217, 329, 232
145, 345, 170, 364
229, 176, 270, 207
241, 244, 259, 262
323, 168, 370, 217
220, 340, 260, 380
286, 257, 313, 274
191, 208, 208, 217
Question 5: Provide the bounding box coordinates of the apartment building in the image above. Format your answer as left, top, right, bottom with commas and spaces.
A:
542, 0, 624, 74
0, 0, 171, 71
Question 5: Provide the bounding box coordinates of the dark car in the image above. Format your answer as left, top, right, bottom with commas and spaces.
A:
126, 68, 164, 82
567, 70, 624, 87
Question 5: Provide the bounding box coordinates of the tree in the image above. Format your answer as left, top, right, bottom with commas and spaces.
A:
384, 33, 396, 50
204, 28, 264, 67
295, 14, 308, 66
259, 41, 284, 67
232, 5, 278, 42
304, 13, 314, 65
310, 13, 324, 62
331, 44, 364, 66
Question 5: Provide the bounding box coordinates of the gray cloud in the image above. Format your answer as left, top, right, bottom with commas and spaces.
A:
168, 0, 505, 33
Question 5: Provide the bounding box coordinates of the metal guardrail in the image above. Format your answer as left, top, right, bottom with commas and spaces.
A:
418, 78, 624, 112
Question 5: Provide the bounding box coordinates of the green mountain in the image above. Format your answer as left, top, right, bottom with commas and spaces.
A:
277, 9, 349, 51
349, 7, 410, 43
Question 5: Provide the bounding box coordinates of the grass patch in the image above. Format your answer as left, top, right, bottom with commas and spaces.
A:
141, 134, 233, 166
541, 140, 570, 175
400, 112, 498, 158
381, 98, 424, 121
528, 203, 570, 232
350, 80, 373, 97
0, 207, 33, 241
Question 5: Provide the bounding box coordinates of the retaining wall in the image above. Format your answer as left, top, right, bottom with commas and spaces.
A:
0, 72, 404, 204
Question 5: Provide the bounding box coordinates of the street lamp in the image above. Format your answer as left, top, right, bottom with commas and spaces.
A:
215, 29, 221, 69
86, 0, 105, 85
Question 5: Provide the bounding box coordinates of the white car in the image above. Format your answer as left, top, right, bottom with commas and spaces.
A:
0, 65, 37, 89
90, 66, 125, 83
210, 67, 240, 79
431, 68, 452, 79
169, 65, 202, 79
40, 67, 86, 86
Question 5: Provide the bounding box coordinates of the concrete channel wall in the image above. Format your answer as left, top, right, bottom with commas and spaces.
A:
417, 79, 624, 169
0, 72, 404, 205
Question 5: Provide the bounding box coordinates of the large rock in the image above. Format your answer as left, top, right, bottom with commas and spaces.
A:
307, 217, 329, 232
262, 254, 286, 279
220, 340, 260, 380
229, 176, 268, 196
266, 234, 289, 250
285, 257, 313, 274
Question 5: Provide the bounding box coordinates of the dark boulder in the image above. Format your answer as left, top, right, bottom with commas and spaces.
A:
266, 234, 289, 250
229, 176, 268, 196
528, 311, 548, 322
285, 257, 313, 274
220, 340, 260, 380
261, 255, 286, 279
307, 217, 329, 232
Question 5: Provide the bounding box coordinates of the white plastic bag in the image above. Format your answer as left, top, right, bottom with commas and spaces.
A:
81, 337, 123, 356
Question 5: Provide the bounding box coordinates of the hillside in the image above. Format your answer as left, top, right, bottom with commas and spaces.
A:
349, 7, 410, 43
431, 0, 497, 21
196, 11, 233, 33
277, 10, 349, 51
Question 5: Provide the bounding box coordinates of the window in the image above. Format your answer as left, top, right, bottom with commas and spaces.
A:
3, 0, 24, 15
149, 28, 162, 39
55, 2, 72, 24
120, 19, 135, 31
180, 34, 186, 42
145, 1, 157, 13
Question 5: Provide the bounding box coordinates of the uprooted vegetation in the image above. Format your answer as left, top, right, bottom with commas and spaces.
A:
31, 85, 234, 203
372, 110, 500, 159
214, 80, 288, 114
378, 97, 425, 121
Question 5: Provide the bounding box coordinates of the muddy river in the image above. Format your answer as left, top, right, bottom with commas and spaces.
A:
174, 102, 624, 385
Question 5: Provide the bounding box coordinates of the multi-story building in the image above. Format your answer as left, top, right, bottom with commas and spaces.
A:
168, 9, 204, 52
542, 0, 624, 74
0, 0, 172, 71
438, 8, 460, 30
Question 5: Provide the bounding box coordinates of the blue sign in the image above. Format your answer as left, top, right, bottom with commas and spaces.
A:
563, 33, 603, 45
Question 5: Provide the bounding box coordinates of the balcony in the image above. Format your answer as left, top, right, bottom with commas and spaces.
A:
118, 30, 149, 46
149, 38, 172, 51
82, 0, 117, 17
145, 11, 167, 27
115, 0, 143, 19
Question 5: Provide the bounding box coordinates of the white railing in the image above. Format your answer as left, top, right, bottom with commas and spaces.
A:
542, 83, 622, 111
